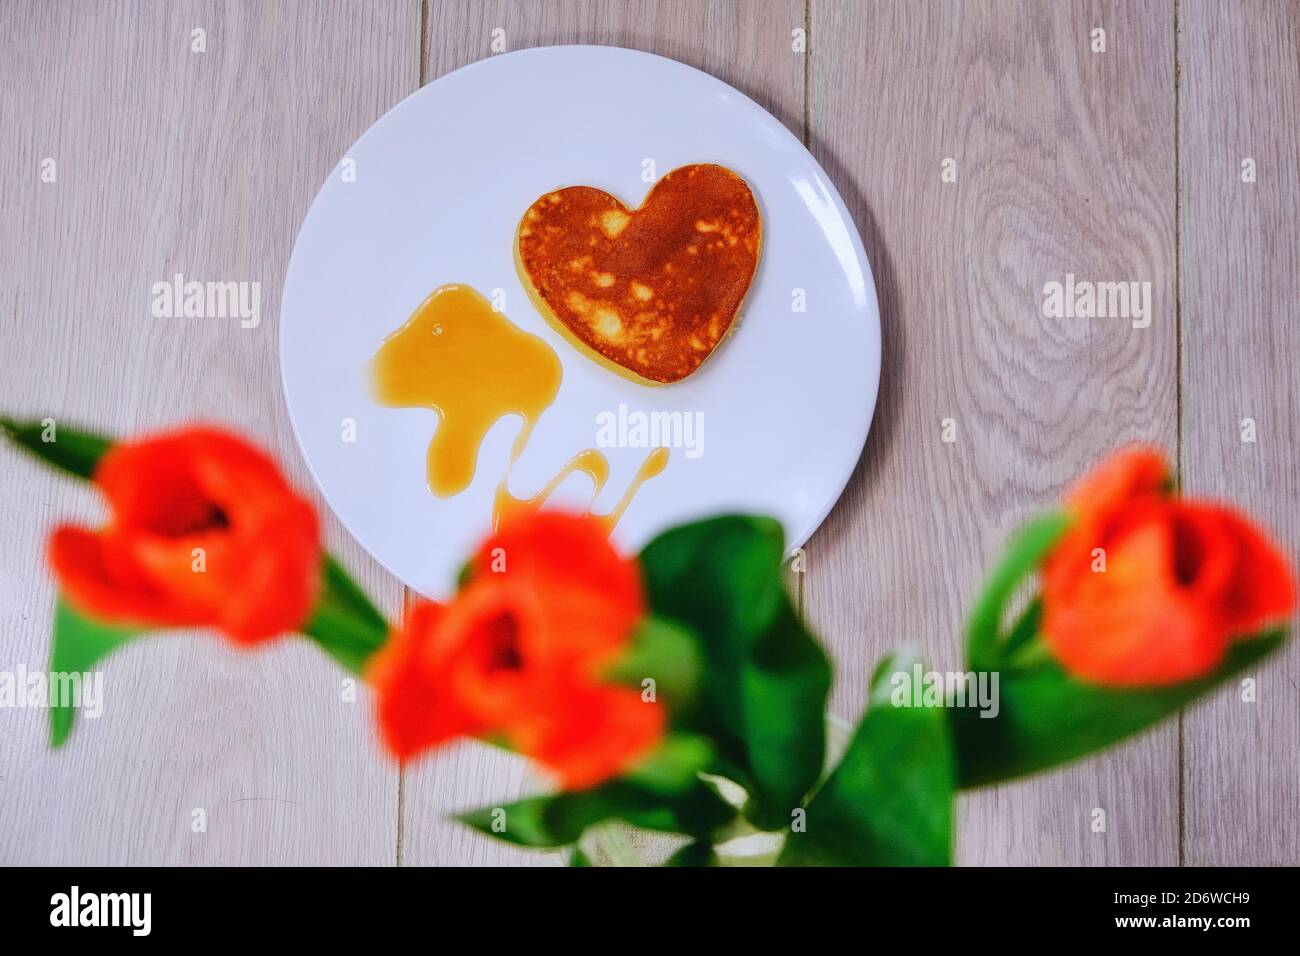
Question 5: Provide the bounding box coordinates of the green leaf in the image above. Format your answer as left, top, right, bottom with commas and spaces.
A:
568, 846, 592, 867
1001, 596, 1043, 656
0, 417, 112, 481
967, 512, 1071, 669
664, 841, 717, 867
604, 614, 700, 707
457, 778, 737, 849
639, 516, 831, 829
49, 599, 143, 748
739, 597, 833, 829
953, 629, 1287, 788
320, 554, 387, 631
779, 650, 954, 866
299, 555, 390, 675
622, 733, 715, 794
456, 557, 474, 591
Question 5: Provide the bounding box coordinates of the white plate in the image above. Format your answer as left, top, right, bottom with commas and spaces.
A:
280, 46, 879, 597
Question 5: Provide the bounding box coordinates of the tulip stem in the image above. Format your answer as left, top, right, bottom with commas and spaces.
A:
1002, 636, 1053, 672
299, 554, 391, 675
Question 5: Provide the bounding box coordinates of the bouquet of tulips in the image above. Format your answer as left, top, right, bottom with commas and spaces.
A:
3, 416, 1294, 865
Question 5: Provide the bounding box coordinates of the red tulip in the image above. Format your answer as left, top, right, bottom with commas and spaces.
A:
369, 511, 663, 789
1043, 448, 1294, 685
49, 427, 320, 644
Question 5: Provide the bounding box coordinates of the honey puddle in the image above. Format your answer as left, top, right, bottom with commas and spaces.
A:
371, 284, 562, 497
371, 282, 667, 532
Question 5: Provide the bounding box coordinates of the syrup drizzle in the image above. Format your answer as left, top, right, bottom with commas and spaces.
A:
493, 446, 669, 533
372, 283, 668, 532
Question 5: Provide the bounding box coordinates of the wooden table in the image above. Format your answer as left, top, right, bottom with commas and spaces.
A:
2, 0, 1296, 866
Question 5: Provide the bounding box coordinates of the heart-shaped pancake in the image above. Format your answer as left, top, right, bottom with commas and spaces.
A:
516, 163, 761, 385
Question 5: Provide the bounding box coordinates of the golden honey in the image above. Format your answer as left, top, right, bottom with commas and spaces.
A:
371, 283, 668, 532
493, 446, 669, 533
371, 284, 562, 497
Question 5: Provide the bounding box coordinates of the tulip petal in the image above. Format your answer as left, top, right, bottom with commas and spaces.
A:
475, 510, 643, 636
1193, 504, 1296, 635
1065, 446, 1169, 521
49, 525, 202, 629
368, 601, 481, 758
372, 511, 661, 788
507, 683, 665, 791
53, 426, 322, 644
1043, 513, 1227, 686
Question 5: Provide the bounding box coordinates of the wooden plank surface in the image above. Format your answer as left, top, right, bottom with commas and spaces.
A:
1179, 0, 1300, 866
0, 0, 414, 864
402, 0, 806, 867
2, 0, 1297, 867
805, 0, 1180, 864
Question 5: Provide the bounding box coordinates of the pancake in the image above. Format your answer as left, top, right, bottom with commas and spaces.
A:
515, 163, 761, 385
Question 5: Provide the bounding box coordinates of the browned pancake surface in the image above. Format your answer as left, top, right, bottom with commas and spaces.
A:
517, 163, 761, 384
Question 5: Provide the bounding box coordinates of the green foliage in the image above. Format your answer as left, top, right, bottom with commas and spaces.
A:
952, 630, 1284, 787
638, 516, 831, 830
49, 599, 142, 748
604, 614, 700, 707
457, 777, 737, 849
664, 841, 717, 867
966, 512, 1071, 670
1, 416, 111, 481
622, 733, 715, 794
780, 651, 954, 866
300, 555, 390, 675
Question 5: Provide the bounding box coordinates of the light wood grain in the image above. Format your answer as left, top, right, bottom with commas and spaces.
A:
0, 0, 415, 864
424, 0, 806, 137
805, 0, 1180, 864
1179, 0, 1300, 866
400, 0, 806, 867
3, 0, 1297, 867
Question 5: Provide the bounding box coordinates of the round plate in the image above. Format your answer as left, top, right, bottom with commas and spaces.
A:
281, 46, 879, 597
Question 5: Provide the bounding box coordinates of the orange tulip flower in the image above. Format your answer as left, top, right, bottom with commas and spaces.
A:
369, 511, 663, 790
49, 427, 321, 644
1042, 447, 1295, 686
